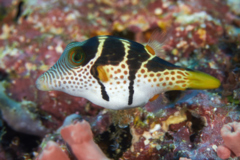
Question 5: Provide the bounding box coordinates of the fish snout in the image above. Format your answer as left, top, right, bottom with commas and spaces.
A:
36, 74, 51, 91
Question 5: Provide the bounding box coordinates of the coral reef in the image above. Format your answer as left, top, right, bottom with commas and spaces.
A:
0, 0, 239, 159
120, 93, 237, 160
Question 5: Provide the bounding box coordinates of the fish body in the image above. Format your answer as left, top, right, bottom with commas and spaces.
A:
36, 35, 220, 110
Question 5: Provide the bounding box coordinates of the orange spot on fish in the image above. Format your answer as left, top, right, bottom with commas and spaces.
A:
77, 68, 83, 73
177, 71, 185, 76
164, 72, 169, 75
176, 80, 185, 84
177, 75, 182, 79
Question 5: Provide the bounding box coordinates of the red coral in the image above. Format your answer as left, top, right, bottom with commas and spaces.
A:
217, 122, 240, 159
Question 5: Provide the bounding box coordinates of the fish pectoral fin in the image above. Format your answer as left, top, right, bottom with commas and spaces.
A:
149, 94, 160, 102
97, 65, 110, 82
145, 29, 171, 56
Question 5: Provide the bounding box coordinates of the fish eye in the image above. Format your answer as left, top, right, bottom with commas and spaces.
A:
72, 52, 83, 62
68, 47, 85, 66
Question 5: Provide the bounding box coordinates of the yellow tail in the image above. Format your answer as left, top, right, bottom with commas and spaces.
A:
186, 70, 220, 89
168, 69, 221, 91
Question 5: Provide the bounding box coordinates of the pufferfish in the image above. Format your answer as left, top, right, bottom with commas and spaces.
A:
36, 33, 220, 110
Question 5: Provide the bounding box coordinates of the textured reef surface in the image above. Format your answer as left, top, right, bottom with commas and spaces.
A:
0, 0, 240, 160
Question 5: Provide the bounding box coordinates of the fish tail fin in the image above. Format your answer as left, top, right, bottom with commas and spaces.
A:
170, 69, 221, 91
185, 70, 221, 90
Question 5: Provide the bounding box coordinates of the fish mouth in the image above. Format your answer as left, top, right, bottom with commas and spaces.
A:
36, 74, 51, 91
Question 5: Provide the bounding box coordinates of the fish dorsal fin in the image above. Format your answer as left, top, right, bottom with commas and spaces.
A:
145, 29, 169, 56
97, 65, 110, 82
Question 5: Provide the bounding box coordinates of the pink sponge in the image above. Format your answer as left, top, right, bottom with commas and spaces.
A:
217, 121, 240, 159
60, 120, 108, 160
